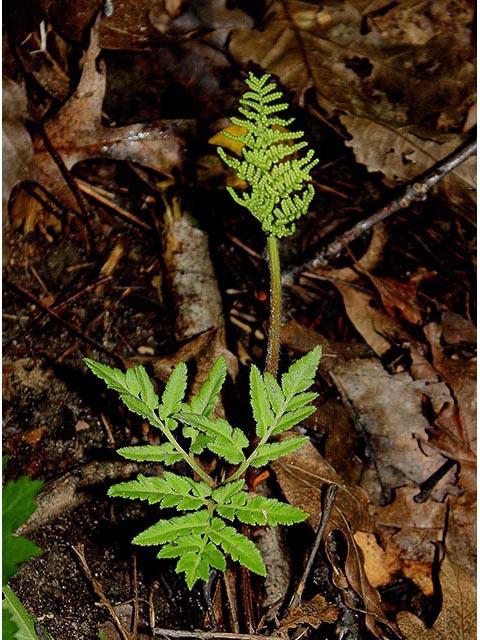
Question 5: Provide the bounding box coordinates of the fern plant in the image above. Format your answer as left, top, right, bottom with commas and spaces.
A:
85, 70, 322, 591
85, 345, 321, 589
217, 72, 319, 375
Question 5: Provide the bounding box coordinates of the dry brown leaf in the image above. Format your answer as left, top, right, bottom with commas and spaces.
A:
365, 272, 428, 326
230, 1, 474, 125
340, 116, 476, 221
3, 78, 36, 217
272, 440, 398, 638
229, 0, 475, 219
354, 531, 401, 589
34, 18, 194, 212
149, 327, 238, 396
423, 320, 476, 458
445, 491, 476, 580
276, 594, 339, 637
370, 487, 447, 595
439, 311, 476, 347
421, 319, 477, 580
397, 556, 476, 639
331, 358, 454, 497
334, 282, 409, 357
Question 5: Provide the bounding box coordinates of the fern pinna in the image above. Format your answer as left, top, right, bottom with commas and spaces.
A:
85, 346, 321, 589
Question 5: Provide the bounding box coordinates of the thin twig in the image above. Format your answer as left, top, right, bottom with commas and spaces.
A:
71, 544, 132, 640
413, 458, 458, 503
76, 178, 152, 231
287, 484, 339, 611
283, 137, 477, 284
7, 281, 123, 366
32, 110, 97, 245
203, 571, 218, 631
132, 552, 139, 639
4, 275, 111, 348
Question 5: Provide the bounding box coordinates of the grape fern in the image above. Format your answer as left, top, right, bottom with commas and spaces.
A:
217, 72, 319, 376
85, 346, 321, 589
217, 72, 318, 239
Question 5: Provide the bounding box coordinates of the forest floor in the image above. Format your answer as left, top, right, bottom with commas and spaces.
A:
3, 2, 476, 639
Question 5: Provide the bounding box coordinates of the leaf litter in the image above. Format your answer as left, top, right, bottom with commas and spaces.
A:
3, 1, 476, 639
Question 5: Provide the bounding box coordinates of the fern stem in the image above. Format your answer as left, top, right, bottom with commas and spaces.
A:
150, 414, 215, 487
225, 393, 291, 484
265, 234, 282, 378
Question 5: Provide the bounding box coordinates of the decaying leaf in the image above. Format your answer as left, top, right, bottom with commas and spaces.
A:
334, 282, 408, 357
369, 487, 447, 595
34, 18, 194, 212
229, 0, 474, 126
330, 358, 455, 498
340, 116, 476, 220
3, 78, 36, 217
272, 440, 398, 638
397, 556, 476, 639
354, 531, 401, 589
364, 270, 433, 326
228, 0, 475, 218
276, 594, 339, 638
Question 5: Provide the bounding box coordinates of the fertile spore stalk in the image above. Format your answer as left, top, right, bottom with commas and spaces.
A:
217, 72, 319, 376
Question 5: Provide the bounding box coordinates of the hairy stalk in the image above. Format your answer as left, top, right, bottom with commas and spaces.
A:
266, 234, 282, 376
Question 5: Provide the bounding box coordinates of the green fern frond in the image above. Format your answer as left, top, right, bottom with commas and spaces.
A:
179, 413, 248, 465
216, 492, 308, 526
85, 347, 322, 589
217, 72, 318, 238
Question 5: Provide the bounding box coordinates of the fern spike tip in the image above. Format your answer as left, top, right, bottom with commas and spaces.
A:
217, 71, 318, 239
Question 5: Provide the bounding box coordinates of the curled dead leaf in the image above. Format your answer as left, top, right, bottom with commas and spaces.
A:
276, 594, 339, 638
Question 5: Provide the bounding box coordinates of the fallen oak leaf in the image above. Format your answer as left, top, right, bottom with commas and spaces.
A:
354, 532, 401, 590
369, 486, 447, 596
33, 17, 194, 213
229, 0, 474, 130
362, 270, 435, 326
3, 78, 36, 215
333, 282, 408, 358
424, 320, 476, 457
330, 358, 456, 500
